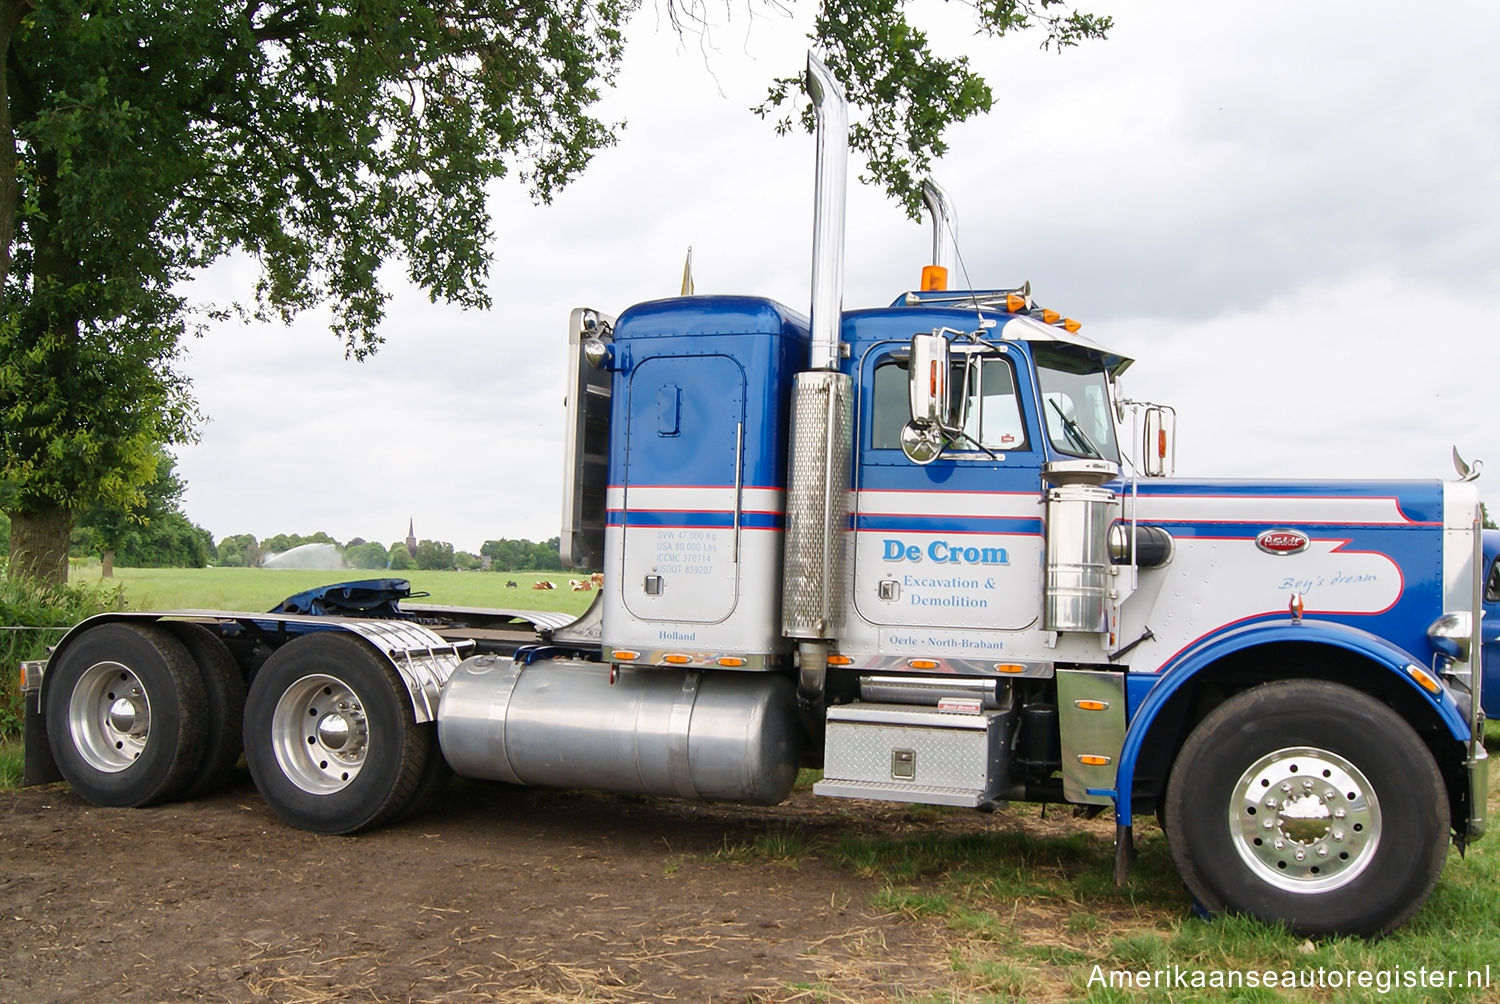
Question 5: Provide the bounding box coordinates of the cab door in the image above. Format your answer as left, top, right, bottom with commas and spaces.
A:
852, 343, 1045, 636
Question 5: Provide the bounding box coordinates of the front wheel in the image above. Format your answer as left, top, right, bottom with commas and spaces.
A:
243, 632, 435, 834
1163, 679, 1449, 937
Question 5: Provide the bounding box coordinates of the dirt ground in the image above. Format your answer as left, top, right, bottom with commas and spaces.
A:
0, 772, 1114, 1003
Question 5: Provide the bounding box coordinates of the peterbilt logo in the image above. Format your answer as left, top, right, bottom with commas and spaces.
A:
1256, 529, 1310, 555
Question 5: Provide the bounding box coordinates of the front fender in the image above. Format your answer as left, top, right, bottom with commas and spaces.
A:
1113, 618, 1468, 818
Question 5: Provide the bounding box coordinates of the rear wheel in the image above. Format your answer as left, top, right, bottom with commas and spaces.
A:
1164, 679, 1449, 936
45, 623, 208, 807
243, 632, 434, 834
167, 623, 248, 799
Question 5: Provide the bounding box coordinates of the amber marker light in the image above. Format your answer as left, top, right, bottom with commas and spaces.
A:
663, 654, 692, 665
1062, 318, 1082, 333
1005, 292, 1026, 312
1040, 308, 1060, 324
827, 655, 855, 666
908, 658, 940, 670
611, 650, 639, 661
1407, 665, 1443, 695
994, 663, 1026, 674
1077, 754, 1112, 766
716, 657, 746, 668
921, 265, 949, 291
1074, 699, 1110, 712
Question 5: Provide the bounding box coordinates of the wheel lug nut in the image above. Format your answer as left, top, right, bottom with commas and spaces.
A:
1332, 829, 1345, 842
1281, 782, 1292, 794
1317, 845, 1329, 857
1334, 808, 1346, 819
1294, 849, 1306, 861
1273, 839, 1285, 850
1302, 779, 1314, 790
1265, 798, 1278, 809
1263, 819, 1275, 830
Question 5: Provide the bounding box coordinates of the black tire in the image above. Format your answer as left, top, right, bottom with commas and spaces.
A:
44, 622, 209, 807
394, 733, 453, 823
242, 632, 433, 834
1163, 679, 1449, 936
167, 622, 248, 799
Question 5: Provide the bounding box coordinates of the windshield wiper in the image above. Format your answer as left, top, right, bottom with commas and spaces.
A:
1049, 398, 1101, 459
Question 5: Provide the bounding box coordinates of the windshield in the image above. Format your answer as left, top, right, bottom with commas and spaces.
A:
1033, 345, 1120, 463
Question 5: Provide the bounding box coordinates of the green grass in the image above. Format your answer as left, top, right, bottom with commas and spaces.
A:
0, 737, 21, 789
65, 563, 595, 616
815, 728, 1500, 1003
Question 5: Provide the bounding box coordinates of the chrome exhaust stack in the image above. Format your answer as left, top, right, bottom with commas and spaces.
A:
806, 52, 847, 372
921, 179, 956, 277
783, 53, 853, 698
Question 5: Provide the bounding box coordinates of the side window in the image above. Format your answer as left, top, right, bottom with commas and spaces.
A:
960, 357, 1026, 451
871, 358, 909, 450
1486, 555, 1500, 605
870, 354, 1026, 452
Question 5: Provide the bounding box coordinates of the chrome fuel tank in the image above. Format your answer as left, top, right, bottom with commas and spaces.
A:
437, 655, 802, 805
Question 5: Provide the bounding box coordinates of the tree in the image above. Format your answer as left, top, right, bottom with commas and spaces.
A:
215, 533, 260, 568
345, 540, 390, 570
72, 449, 212, 574
387, 541, 416, 571
413, 539, 455, 571
0, 1, 1106, 585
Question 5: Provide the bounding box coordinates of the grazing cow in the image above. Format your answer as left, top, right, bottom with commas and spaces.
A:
589, 571, 605, 587
570, 579, 594, 591
532, 580, 555, 590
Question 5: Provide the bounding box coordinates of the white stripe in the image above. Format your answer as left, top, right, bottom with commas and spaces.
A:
856, 489, 1040, 519
1130, 494, 1418, 525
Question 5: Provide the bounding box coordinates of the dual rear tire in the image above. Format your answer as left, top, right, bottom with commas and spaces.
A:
45, 622, 446, 833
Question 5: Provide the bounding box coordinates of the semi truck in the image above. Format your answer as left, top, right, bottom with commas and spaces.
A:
17, 55, 1488, 938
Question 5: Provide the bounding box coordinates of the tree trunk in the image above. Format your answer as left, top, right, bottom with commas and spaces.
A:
101, 547, 115, 578
7, 503, 73, 586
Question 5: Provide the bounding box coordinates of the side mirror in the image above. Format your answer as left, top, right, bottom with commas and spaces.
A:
908, 331, 951, 427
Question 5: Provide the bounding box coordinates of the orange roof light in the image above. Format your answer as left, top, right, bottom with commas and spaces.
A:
1040, 308, 1060, 324
1062, 318, 1082, 333
921, 265, 948, 291
1004, 292, 1027, 312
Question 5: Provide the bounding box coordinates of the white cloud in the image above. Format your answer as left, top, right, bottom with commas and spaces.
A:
173, 0, 1500, 550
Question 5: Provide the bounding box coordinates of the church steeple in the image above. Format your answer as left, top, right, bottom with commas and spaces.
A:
406, 518, 417, 557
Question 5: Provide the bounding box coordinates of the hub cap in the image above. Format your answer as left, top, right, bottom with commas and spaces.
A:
69, 661, 152, 772
1231, 746, 1381, 893
271, 674, 369, 794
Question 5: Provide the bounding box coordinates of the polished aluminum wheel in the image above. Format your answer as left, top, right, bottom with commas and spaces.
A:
67, 661, 152, 773
270, 674, 369, 794
1231, 745, 1381, 893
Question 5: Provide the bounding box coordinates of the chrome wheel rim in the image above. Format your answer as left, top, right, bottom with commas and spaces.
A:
68, 661, 151, 773
271, 674, 369, 794
1231, 745, 1381, 893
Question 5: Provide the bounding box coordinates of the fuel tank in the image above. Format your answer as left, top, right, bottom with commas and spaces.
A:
437, 654, 802, 805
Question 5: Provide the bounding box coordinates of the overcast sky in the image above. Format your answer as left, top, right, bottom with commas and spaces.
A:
176, 0, 1500, 554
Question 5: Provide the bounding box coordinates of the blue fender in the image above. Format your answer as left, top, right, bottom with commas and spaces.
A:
1112, 619, 1469, 819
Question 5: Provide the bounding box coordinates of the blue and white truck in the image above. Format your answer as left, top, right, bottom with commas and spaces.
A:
18, 56, 1487, 937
